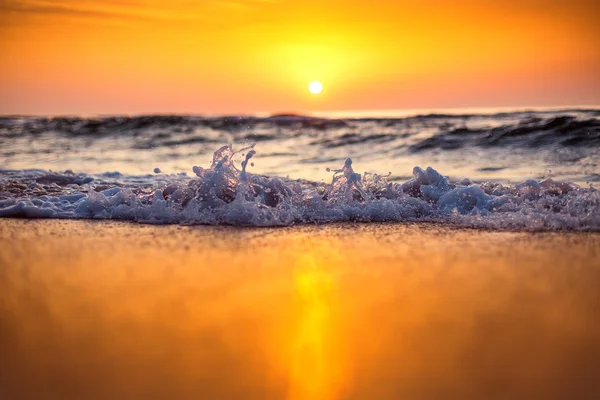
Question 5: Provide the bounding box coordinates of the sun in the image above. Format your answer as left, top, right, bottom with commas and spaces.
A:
308, 81, 323, 94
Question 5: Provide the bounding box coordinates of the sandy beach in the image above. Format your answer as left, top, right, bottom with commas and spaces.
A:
1, 219, 599, 399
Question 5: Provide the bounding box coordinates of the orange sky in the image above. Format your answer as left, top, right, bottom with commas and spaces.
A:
1, 0, 599, 115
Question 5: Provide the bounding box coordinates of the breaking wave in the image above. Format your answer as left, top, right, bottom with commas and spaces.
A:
1, 144, 598, 231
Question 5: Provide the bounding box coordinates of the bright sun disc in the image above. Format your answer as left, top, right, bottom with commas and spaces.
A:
308, 81, 323, 94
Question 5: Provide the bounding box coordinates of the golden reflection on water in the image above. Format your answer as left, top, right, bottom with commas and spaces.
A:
1, 220, 600, 399
289, 249, 337, 400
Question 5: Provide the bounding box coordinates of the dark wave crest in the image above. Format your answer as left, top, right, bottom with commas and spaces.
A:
0, 114, 349, 137
2, 111, 599, 150
409, 116, 600, 151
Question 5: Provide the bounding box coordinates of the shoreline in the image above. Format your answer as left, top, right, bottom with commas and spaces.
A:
2, 216, 600, 233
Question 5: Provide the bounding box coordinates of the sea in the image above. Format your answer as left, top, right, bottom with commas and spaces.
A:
1, 107, 599, 230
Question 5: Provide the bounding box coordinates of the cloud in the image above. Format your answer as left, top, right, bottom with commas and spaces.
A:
0, 0, 154, 21
0, 1, 283, 36
0, 0, 275, 17
0, 0, 277, 28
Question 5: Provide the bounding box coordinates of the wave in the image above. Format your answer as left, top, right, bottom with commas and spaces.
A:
2, 112, 598, 152
409, 116, 600, 151
0, 114, 349, 137
1, 144, 598, 231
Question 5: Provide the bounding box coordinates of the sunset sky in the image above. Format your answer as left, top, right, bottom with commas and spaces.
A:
1, 0, 599, 115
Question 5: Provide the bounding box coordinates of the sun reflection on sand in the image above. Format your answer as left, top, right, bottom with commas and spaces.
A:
288, 243, 343, 400
1, 221, 599, 399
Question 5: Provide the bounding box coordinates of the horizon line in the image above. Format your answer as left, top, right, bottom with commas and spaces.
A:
1, 104, 599, 119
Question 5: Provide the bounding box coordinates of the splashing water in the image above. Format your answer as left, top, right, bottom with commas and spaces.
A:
2, 110, 599, 186
0, 144, 598, 231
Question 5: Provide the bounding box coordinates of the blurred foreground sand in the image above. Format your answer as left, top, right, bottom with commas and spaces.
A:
1, 220, 599, 399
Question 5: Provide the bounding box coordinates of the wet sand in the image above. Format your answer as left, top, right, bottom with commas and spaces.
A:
1, 219, 599, 400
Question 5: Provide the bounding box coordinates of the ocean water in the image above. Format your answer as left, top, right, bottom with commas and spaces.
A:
1, 109, 599, 230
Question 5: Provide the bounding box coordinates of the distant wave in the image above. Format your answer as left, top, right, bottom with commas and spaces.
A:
409, 116, 600, 151
0, 114, 349, 137
2, 111, 598, 150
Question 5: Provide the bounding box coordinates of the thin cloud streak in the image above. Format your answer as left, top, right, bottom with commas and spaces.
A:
1, 1, 149, 21
0, 0, 275, 20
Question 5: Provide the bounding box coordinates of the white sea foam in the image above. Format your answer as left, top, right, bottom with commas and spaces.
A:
0, 144, 598, 231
